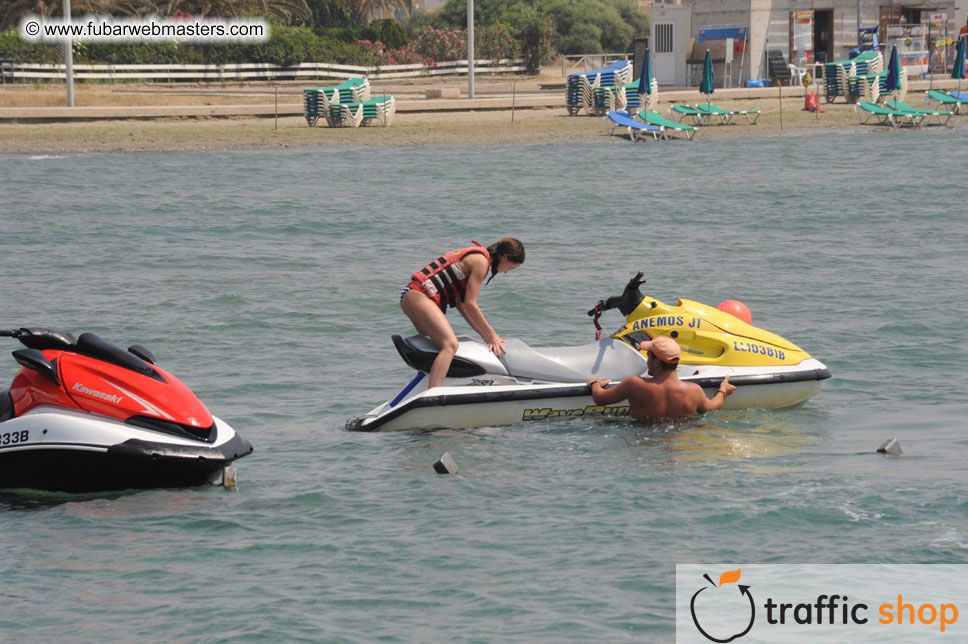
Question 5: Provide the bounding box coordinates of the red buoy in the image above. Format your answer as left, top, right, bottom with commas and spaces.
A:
717, 300, 752, 325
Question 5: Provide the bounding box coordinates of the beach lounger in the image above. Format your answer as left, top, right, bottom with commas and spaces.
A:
925, 89, 968, 114
854, 101, 923, 128
670, 104, 704, 125
670, 103, 759, 125
638, 110, 697, 140
603, 111, 662, 142
885, 100, 952, 126
692, 104, 760, 125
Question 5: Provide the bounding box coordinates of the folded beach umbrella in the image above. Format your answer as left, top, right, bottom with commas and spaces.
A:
700, 49, 714, 108
639, 48, 656, 109
885, 44, 901, 105
953, 35, 967, 95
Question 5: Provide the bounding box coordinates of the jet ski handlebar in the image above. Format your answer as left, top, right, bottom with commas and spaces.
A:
2, 327, 79, 350
587, 272, 647, 318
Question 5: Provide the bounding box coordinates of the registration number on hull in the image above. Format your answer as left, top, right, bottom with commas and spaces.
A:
1, 431, 29, 445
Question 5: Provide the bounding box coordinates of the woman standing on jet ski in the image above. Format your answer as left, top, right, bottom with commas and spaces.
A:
401, 238, 525, 389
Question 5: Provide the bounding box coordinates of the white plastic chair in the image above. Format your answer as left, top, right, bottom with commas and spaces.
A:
788, 62, 807, 86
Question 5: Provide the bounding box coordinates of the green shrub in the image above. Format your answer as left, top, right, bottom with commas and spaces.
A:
477, 23, 518, 63
375, 19, 409, 50
437, 0, 648, 56
507, 7, 554, 74
400, 10, 439, 39
0, 28, 62, 64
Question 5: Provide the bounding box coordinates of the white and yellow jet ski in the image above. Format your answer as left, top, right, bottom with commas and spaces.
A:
347, 273, 831, 431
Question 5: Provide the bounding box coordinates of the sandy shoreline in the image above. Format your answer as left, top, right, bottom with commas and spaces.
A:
0, 78, 963, 153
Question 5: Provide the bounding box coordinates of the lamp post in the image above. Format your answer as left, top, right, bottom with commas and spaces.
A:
64, 0, 74, 107
467, 0, 475, 98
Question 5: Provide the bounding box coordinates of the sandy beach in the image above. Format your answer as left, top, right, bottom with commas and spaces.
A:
0, 74, 963, 153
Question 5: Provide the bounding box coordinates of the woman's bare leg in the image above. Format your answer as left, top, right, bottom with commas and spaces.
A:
401, 289, 459, 389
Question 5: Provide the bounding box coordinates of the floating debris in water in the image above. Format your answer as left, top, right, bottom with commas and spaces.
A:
876, 438, 903, 455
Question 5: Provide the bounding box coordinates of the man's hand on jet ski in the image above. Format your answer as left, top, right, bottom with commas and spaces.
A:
587, 377, 612, 390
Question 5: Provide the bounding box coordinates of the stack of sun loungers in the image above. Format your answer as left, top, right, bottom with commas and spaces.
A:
822, 51, 882, 103
566, 60, 632, 116
592, 77, 635, 115
327, 95, 396, 128
304, 78, 393, 127
851, 68, 907, 103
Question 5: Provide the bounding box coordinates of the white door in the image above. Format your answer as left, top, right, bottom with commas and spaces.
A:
654, 22, 675, 85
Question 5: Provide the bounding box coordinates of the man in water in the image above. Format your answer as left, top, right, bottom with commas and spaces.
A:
587, 336, 736, 418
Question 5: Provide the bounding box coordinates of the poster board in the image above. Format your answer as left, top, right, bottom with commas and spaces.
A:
698, 24, 747, 85
792, 10, 814, 62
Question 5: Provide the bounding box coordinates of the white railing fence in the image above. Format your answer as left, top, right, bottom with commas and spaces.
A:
0, 59, 526, 83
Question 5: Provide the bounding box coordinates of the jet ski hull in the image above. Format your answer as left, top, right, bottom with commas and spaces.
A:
0, 407, 253, 492
347, 360, 831, 432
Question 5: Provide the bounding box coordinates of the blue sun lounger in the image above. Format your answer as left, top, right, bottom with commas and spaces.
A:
603, 111, 663, 142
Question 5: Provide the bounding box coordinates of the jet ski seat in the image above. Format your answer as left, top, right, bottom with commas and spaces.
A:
500, 337, 648, 383
396, 334, 648, 383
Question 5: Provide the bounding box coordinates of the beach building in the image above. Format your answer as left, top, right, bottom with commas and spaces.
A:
645, 0, 968, 87
369, 0, 447, 21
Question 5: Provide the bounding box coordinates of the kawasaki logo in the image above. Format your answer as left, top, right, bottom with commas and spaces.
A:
71, 382, 123, 404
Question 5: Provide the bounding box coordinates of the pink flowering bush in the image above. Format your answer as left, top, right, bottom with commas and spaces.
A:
384, 44, 425, 66
412, 26, 466, 67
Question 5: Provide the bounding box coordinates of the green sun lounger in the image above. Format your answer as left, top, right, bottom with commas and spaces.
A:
670, 104, 704, 124
885, 100, 952, 126
638, 110, 697, 140
693, 104, 760, 125
855, 102, 923, 128
670, 103, 759, 125
925, 89, 968, 114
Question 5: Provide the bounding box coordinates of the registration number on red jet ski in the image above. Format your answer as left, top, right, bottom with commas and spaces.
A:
1, 431, 29, 445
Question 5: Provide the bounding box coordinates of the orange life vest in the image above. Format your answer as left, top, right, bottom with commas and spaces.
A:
410, 242, 490, 311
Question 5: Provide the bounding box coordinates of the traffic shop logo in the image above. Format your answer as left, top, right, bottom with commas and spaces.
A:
689, 569, 755, 643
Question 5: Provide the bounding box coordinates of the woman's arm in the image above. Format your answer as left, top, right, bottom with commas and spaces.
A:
455, 253, 506, 355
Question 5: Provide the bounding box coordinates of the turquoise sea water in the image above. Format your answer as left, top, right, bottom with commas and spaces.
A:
1, 129, 967, 642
